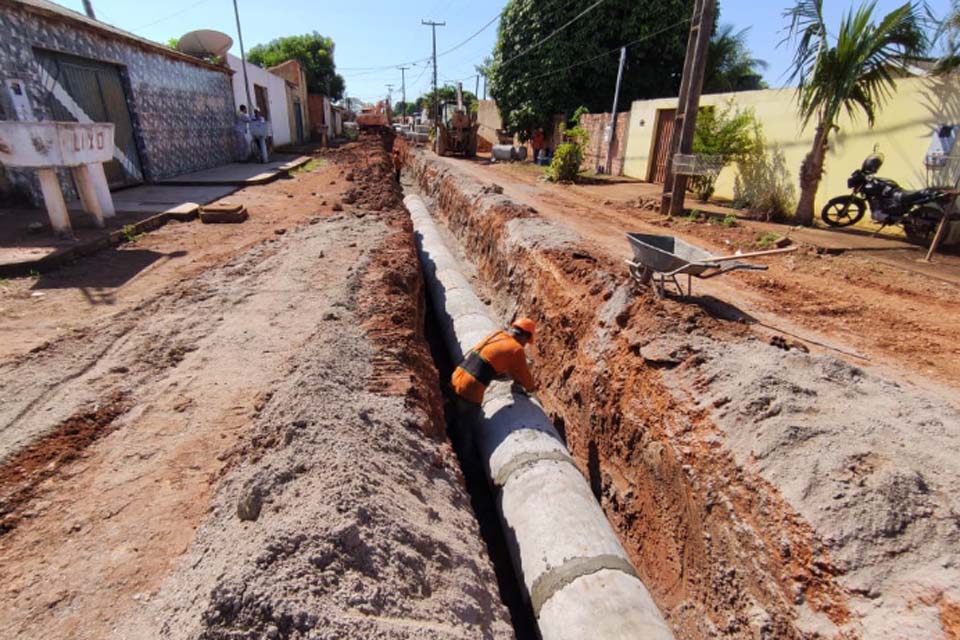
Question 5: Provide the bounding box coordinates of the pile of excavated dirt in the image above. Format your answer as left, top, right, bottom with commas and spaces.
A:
665, 336, 960, 637
0, 135, 512, 639
409, 150, 960, 639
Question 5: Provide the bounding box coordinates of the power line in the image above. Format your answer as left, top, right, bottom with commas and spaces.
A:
129, 0, 217, 32
521, 18, 691, 83
497, 0, 609, 70
437, 13, 499, 57
338, 10, 500, 72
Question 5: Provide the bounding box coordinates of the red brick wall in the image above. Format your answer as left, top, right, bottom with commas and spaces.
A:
578, 112, 629, 175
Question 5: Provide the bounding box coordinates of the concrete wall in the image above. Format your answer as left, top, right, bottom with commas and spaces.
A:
0, 0, 236, 203
622, 76, 960, 211
268, 59, 310, 144
226, 54, 290, 147
476, 99, 502, 147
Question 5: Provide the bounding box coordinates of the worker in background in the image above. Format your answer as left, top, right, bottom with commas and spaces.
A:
451, 318, 538, 406
234, 104, 251, 161
531, 128, 545, 164
392, 147, 403, 183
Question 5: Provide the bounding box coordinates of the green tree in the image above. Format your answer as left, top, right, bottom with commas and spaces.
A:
247, 32, 345, 99
934, 1, 960, 71
166, 37, 179, 49
783, 0, 927, 225
415, 85, 478, 118
490, 0, 694, 138
704, 25, 769, 93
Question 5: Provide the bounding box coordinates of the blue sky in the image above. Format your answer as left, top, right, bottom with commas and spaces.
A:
59, 0, 953, 103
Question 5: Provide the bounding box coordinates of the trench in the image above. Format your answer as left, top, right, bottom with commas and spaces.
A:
408, 180, 539, 639
422, 291, 540, 640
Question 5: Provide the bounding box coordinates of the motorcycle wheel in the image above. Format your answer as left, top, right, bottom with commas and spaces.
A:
821, 196, 866, 227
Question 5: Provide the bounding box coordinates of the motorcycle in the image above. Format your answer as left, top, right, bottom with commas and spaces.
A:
821, 153, 958, 243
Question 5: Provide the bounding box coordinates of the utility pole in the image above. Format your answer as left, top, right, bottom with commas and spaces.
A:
386, 84, 394, 107
660, 0, 716, 216
82, 0, 96, 19
421, 19, 445, 151
475, 74, 480, 100
233, 0, 253, 116
602, 46, 627, 174
482, 74, 487, 100
398, 66, 409, 123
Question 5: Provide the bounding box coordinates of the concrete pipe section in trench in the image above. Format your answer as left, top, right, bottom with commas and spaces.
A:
405, 193, 674, 640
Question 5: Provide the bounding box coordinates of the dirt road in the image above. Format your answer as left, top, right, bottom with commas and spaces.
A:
0, 137, 512, 639
445, 158, 960, 394
411, 150, 960, 639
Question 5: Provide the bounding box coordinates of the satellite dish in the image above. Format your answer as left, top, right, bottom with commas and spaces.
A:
177, 30, 233, 59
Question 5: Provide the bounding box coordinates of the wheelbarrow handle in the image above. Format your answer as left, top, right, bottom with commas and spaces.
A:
697, 262, 768, 279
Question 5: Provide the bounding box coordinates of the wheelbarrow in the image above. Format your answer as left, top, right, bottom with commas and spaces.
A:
625, 232, 794, 297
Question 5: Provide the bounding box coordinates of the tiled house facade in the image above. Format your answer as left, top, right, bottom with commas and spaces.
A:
0, 0, 237, 204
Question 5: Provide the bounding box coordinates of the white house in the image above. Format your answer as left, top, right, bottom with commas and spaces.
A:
226, 54, 291, 147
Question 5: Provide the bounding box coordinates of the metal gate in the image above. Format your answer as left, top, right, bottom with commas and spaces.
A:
649, 108, 677, 184
293, 97, 304, 142
34, 50, 143, 188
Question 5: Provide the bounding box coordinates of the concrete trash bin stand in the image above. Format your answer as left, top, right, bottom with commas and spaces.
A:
0, 121, 116, 238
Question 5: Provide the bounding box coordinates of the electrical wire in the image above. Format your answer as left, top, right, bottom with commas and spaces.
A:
437, 13, 499, 57
522, 18, 691, 82
496, 0, 609, 69
442, 15, 691, 86
339, 9, 500, 72
129, 0, 218, 32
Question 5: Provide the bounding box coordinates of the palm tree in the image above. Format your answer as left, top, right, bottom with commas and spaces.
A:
783, 0, 927, 225
705, 25, 769, 93
934, 1, 960, 71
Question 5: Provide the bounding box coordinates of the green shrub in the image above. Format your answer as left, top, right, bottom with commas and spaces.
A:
545, 106, 589, 183
756, 232, 780, 248
545, 143, 584, 182
690, 100, 758, 201
733, 123, 796, 221
722, 214, 737, 227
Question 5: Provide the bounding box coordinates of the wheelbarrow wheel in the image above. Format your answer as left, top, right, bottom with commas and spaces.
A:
628, 263, 653, 285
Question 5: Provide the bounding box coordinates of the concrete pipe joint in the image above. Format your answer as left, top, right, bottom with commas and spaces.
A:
404, 194, 674, 640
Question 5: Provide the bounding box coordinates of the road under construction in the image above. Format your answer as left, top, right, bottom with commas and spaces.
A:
0, 133, 958, 639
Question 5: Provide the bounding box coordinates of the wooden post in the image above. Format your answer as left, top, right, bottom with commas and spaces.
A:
923, 212, 953, 262
660, 0, 716, 216
37, 168, 73, 239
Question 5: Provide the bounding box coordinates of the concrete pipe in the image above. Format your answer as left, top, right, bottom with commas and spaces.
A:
491, 144, 516, 162
405, 194, 673, 640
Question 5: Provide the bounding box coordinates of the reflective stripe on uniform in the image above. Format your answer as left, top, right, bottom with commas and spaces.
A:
459, 350, 497, 386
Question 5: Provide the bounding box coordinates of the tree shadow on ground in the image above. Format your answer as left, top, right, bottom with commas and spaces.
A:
31, 248, 187, 305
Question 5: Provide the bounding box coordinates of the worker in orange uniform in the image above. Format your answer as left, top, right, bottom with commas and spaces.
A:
392, 147, 403, 183
451, 318, 538, 405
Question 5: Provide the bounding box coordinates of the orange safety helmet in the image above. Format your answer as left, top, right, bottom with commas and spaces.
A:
511, 317, 536, 344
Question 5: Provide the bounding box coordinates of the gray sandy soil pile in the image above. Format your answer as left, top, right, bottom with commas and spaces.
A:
0, 136, 512, 639
663, 336, 960, 638
115, 139, 513, 640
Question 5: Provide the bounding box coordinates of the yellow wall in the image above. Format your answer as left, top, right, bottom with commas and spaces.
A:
622, 76, 960, 215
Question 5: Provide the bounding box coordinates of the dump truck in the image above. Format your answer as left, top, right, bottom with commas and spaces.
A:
437, 83, 478, 157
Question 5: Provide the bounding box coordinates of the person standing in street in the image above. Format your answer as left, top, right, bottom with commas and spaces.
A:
393, 147, 403, 183
234, 105, 251, 161
531, 128, 545, 164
